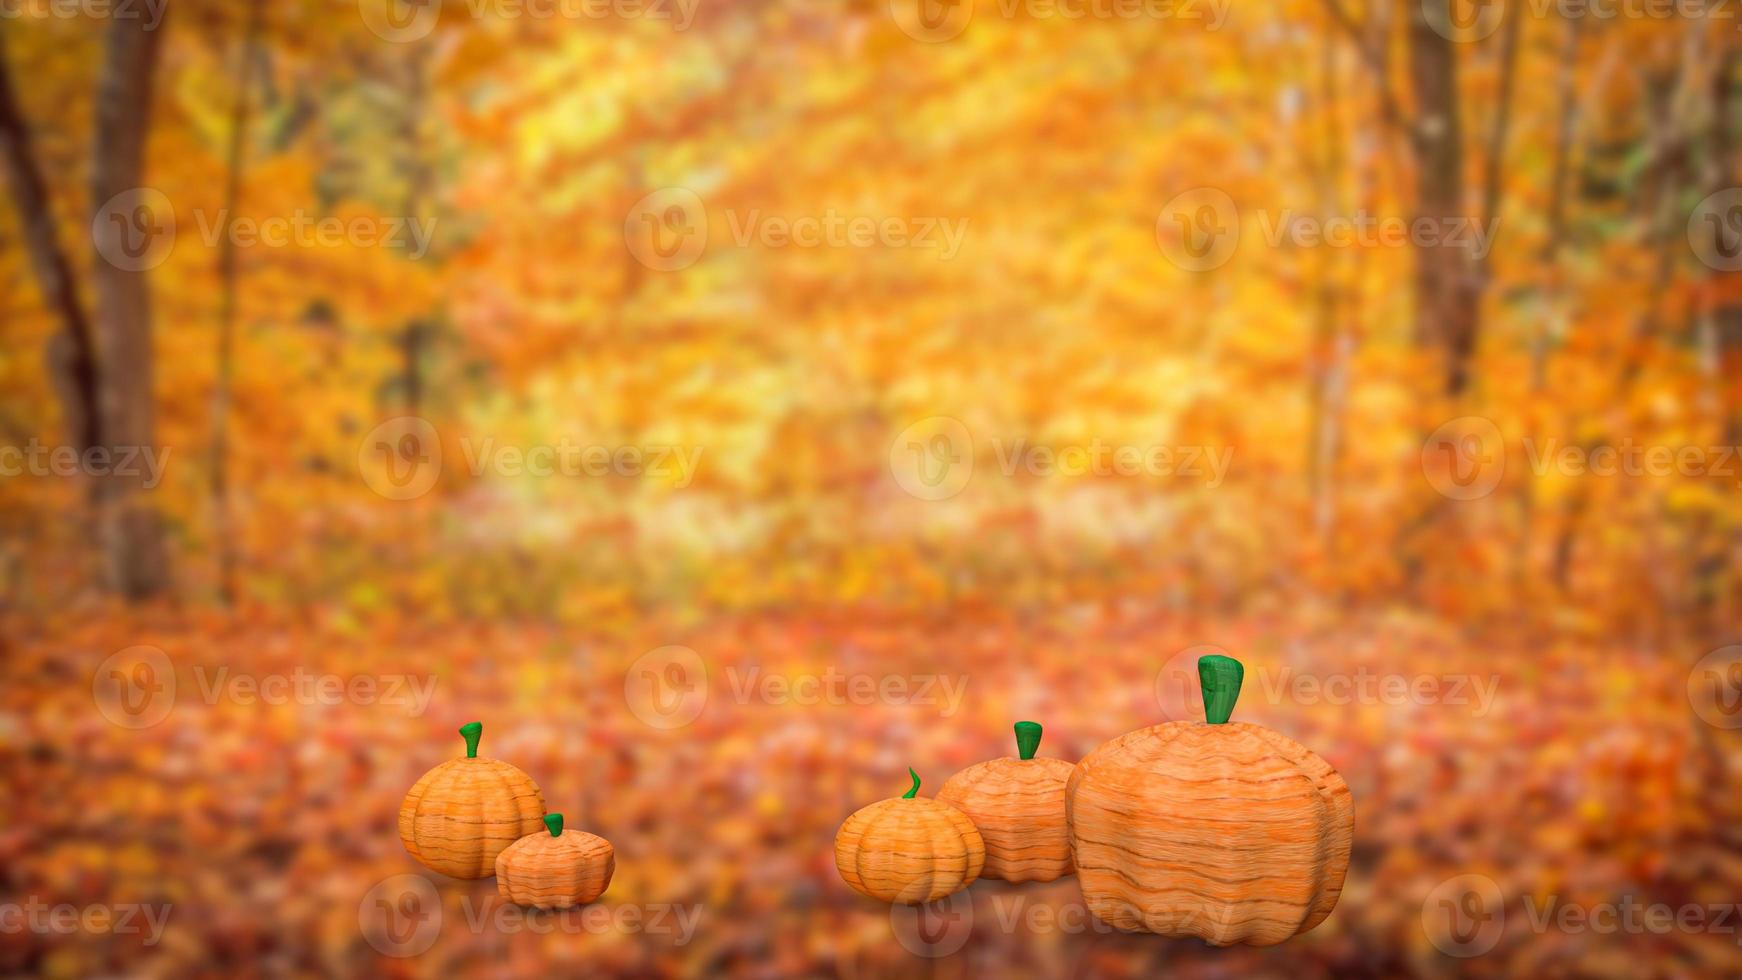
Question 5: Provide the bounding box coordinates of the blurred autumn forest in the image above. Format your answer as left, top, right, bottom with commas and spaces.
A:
2, 0, 1742, 977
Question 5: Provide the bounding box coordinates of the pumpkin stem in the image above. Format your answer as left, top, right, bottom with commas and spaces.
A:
1014, 721, 1042, 760
459, 721, 483, 758
544, 813, 563, 837
902, 767, 920, 799
1198, 655, 1243, 724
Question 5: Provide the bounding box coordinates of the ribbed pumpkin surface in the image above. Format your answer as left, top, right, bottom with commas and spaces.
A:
1066, 720, 1353, 945
399, 758, 545, 879
495, 830, 615, 909
937, 756, 1074, 882
835, 797, 984, 904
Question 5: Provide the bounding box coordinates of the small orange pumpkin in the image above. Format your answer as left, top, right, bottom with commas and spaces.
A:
937, 721, 1074, 883
495, 813, 615, 908
1067, 655, 1354, 945
399, 721, 545, 879
835, 768, 984, 904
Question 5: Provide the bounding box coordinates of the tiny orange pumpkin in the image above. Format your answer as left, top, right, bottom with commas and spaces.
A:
399, 721, 545, 879
835, 768, 984, 904
495, 813, 615, 909
937, 721, 1074, 883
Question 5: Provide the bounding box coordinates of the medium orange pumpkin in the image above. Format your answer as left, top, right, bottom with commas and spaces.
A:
399, 721, 545, 879
495, 813, 615, 908
835, 768, 985, 904
937, 721, 1074, 883
1067, 655, 1354, 945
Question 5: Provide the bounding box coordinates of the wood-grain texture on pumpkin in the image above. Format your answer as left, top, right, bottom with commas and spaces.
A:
399, 758, 545, 879
496, 831, 615, 908
937, 756, 1074, 882
835, 798, 985, 904
1066, 721, 1353, 945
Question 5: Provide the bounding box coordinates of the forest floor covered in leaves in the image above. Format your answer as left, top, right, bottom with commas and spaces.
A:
1, 599, 1737, 979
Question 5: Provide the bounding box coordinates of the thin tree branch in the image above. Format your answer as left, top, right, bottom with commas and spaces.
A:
1319, 0, 1423, 152
1479, 1, 1522, 268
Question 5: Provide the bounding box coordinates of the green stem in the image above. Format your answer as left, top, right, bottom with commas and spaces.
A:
1014, 721, 1042, 760
902, 767, 920, 799
544, 813, 563, 837
1198, 655, 1244, 724
459, 721, 482, 758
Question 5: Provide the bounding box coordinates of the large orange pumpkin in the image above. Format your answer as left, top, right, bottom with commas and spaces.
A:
835, 768, 985, 904
1067, 655, 1354, 945
937, 721, 1074, 882
399, 721, 546, 879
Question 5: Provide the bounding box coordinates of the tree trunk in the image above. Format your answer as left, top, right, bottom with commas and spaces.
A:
89, 11, 171, 600
211, 0, 265, 606
0, 34, 102, 467
1404, 2, 1479, 396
